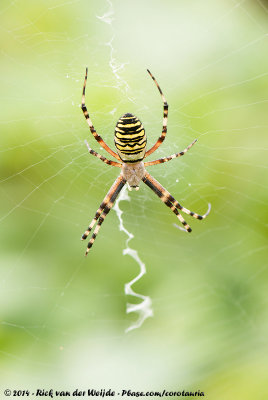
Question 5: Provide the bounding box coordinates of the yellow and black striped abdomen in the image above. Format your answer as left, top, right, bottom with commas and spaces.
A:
114, 113, 147, 163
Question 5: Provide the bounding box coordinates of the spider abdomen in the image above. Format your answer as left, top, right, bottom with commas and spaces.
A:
114, 113, 147, 163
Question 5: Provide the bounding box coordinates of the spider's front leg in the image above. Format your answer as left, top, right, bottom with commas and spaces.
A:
81, 174, 126, 255
142, 171, 210, 232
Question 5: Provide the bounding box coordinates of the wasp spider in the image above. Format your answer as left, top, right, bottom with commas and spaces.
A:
81, 68, 211, 255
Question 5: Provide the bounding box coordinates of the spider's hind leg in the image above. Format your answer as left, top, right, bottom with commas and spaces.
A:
145, 70, 169, 158
81, 68, 121, 161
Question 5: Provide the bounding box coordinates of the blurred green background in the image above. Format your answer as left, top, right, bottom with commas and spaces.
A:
0, 0, 267, 398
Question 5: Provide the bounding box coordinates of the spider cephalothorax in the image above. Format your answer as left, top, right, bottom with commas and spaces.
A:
114, 113, 147, 163
80, 68, 211, 255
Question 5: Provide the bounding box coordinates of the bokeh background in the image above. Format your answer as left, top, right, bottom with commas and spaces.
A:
0, 0, 267, 399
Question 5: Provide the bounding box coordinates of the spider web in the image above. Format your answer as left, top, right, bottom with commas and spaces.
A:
0, 0, 267, 397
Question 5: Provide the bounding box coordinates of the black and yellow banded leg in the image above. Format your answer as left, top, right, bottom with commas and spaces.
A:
85, 140, 122, 167
82, 175, 127, 255
144, 139, 197, 167
172, 198, 211, 220
85, 207, 110, 256
164, 199, 192, 232
81, 174, 126, 241
145, 69, 168, 158
81, 68, 121, 161
142, 172, 192, 232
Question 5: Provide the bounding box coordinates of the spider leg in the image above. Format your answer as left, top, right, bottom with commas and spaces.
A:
142, 171, 210, 231
81, 68, 121, 161
81, 174, 126, 255
81, 174, 126, 240
144, 139, 197, 167
174, 198, 211, 220
85, 140, 122, 167
142, 171, 192, 232
144, 69, 168, 158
